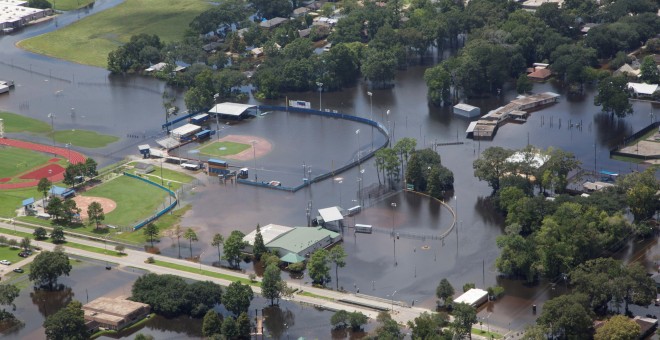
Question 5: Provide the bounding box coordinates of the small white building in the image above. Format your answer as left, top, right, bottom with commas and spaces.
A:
453, 288, 489, 308
627, 82, 659, 97
453, 103, 481, 118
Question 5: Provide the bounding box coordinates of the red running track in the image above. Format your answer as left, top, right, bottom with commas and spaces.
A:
0, 138, 86, 189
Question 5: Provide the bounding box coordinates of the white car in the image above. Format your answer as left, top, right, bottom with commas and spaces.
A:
0, 260, 11, 265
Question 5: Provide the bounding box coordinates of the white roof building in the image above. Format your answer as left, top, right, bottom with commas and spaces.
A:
0, 4, 49, 29
318, 207, 343, 223
507, 151, 550, 169
243, 224, 293, 246
170, 123, 201, 140
209, 102, 256, 119
454, 288, 489, 307
628, 82, 659, 96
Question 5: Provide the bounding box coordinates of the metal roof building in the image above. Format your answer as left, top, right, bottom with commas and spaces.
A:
453, 288, 489, 307
209, 102, 257, 120
266, 226, 341, 257
243, 223, 292, 246
170, 123, 201, 140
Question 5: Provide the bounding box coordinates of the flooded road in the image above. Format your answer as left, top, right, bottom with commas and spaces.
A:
2, 3, 660, 335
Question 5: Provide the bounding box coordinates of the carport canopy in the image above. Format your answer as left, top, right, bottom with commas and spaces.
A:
209, 102, 256, 117
318, 207, 343, 223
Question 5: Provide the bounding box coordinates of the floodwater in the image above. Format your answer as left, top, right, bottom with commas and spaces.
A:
2, 1, 660, 336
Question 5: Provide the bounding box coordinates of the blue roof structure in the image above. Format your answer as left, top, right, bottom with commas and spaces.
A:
208, 158, 227, 165
599, 170, 619, 176
49, 186, 75, 197
22, 197, 34, 206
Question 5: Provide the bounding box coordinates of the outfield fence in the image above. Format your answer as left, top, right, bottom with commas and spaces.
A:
123, 173, 178, 231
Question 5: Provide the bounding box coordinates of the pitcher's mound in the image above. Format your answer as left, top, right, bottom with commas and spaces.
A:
73, 196, 117, 219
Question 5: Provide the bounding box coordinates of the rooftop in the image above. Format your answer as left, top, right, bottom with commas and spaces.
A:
454, 103, 479, 111
209, 102, 256, 116
454, 288, 488, 307
266, 227, 339, 254
243, 224, 293, 246
83, 297, 149, 318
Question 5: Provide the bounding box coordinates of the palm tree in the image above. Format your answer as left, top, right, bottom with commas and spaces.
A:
211, 233, 224, 263
184, 228, 198, 260
143, 223, 159, 247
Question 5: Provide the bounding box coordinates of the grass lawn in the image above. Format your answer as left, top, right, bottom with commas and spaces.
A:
0, 112, 52, 133
50, 129, 118, 148
49, 0, 95, 11
152, 259, 256, 286
19, 0, 213, 67
126, 167, 193, 191
59, 241, 125, 257
0, 187, 43, 217
472, 328, 502, 339
0, 245, 24, 264
114, 204, 192, 244
0, 147, 52, 179
198, 141, 250, 158
298, 291, 335, 301
83, 175, 167, 227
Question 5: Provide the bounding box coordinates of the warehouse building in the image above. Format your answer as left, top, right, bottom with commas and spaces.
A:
0, 1, 51, 31
83, 297, 150, 331
243, 224, 342, 260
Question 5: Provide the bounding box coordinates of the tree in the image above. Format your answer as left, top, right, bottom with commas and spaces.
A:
202, 310, 222, 337
221, 316, 238, 339
43, 301, 87, 340
594, 75, 633, 118
253, 224, 267, 261
115, 244, 125, 255
0, 284, 20, 311
331, 310, 349, 329
252, 0, 292, 18
393, 137, 417, 178
86, 201, 105, 229
211, 233, 224, 263
222, 230, 246, 268
134, 334, 154, 340
19, 237, 31, 251
50, 226, 65, 244
262, 264, 283, 306
223, 282, 253, 316
408, 312, 450, 339
236, 311, 252, 339
452, 303, 477, 339
640, 56, 660, 84
184, 227, 198, 259
131, 274, 221, 317
594, 315, 640, 340
516, 73, 533, 94
347, 311, 368, 331
174, 225, 182, 258
424, 64, 452, 106
329, 246, 347, 290
28, 0, 52, 9
45, 197, 64, 221
308, 248, 330, 285
362, 49, 398, 88
33, 227, 48, 240
29, 251, 72, 289
185, 280, 223, 318
83, 157, 98, 178
536, 293, 593, 339
38, 177, 52, 203
143, 223, 159, 247
375, 311, 401, 338
473, 147, 514, 192
61, 199, 80, 224
436, 278, 455, 306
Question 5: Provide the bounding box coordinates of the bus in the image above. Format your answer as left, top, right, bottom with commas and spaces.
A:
355, 224, 372, 234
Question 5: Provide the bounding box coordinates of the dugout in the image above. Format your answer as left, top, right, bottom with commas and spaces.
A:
195, 130, 212, 141
190, 113, 210, 125
171, 124, 202, 141
207, 158, 229, 175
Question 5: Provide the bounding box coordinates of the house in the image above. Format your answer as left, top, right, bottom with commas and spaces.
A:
298, 28, 311, 38
145, 62, 167, 73
521, 0, 563, 11
259, 17, 288, 30
627, 82, 659, 97
527, 68, 552, 81
202, 42, 223, 53
250, 47, 263, 58
83, 297, 150, 331
615, 64, 641, 78
580, 23, 600, 34
453, 103, 481, 118
293, 7, 310, 17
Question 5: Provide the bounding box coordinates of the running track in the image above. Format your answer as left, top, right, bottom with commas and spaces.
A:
0, 138, 86, 189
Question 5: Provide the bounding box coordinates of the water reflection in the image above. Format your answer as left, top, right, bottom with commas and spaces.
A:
29, 285, 74, 318
262, 306, 295, 339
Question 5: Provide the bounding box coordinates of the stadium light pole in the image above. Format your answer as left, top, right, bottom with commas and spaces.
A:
48, 113, 55, 148
367, 91, 373, 151
316, 82, 323, 111
391, 202, 397, 266
251, 140, 257, 181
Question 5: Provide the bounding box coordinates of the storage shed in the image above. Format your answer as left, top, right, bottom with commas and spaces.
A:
453, 103, 481, 118
453, 288, 489, 307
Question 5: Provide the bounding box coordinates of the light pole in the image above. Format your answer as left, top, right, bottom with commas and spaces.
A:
391, 202, 397, 265
386, 109, 391, 146
367, 91, 374, 150
316, 82, 323, 111
335, 178, 343, 207
251, 140, 257, 181
48, 113, 55, 148
355, 129, 361, 165
199, 250, 206, 273
388, 290, 397, 312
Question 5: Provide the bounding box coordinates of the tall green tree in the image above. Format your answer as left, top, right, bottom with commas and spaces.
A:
436, 278, 455, 306
329, 246, 347, 290
261, 264, 283, 306
221, 316, 238, 339
202, 310, 222, 337
184, 227, 198, 259
594, 315, 640, 340
408, 312, 450, 339
536, 293, 593, 339
375, 311, 401, 338
86, 201, 105, 230
473, 147, 514, 193
393, 137, 417, 179
33, 227, 48, 240
143, 223, 159, 247
43, 301, 87, 340
223, 230, 246, 268
223, 282, 254, 316
0, 284, 20, 313
516, 73, 533, 94
29, 250, 72, 289
84, 158, 98, 177
253, 224, 267, 261
45, 197, 64, 221
37, 177, 52, 203
236, 312, 252, 339
308, 248, 330, 285
20, 237, 31, 252
451, 303, 477, 339
50, 226, 66, 244
211, 233, 224, 263
594, 75, 633, 118
424, 64, 452, 106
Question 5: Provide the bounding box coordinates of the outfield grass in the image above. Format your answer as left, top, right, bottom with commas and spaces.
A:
83, 175, 168, 227
0, 187, 43, 217
0, 112, 52, 134
0, 147, 52, 179
49, 0, 95, 11
50, 129, 118, 148
152, 259, 256, 286
19, 0, 213, 67
115, 204, 192, 244
126, 167, 193, 191
198, 141, 250, 158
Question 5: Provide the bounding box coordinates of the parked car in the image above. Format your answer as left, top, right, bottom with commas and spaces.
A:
0, 260, 12, 265
18, 252, 30, 258
12, 268, 23, 273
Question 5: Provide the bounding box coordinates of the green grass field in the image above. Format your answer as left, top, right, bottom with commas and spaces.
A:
0, 186, 58, 218
50, 129, 118, 148
152, 260, 255, 286
19, 0, 213, 67
83, 175, 167, 227
0, 245, 24, 264
198, 141, 250, 158
126, 167, 193, 191
0, 112, 52, 134
0, 147, 52, 179
49, 0, 95, 11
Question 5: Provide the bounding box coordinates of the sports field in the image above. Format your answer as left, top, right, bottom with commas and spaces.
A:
50, 129, 119, 148
0, 187, 41, 217
0, 147, 52, 179
198, 141, 251, 158
19, 0, 213, 67
83, 175, 168, 227
0, 112, 52, 134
